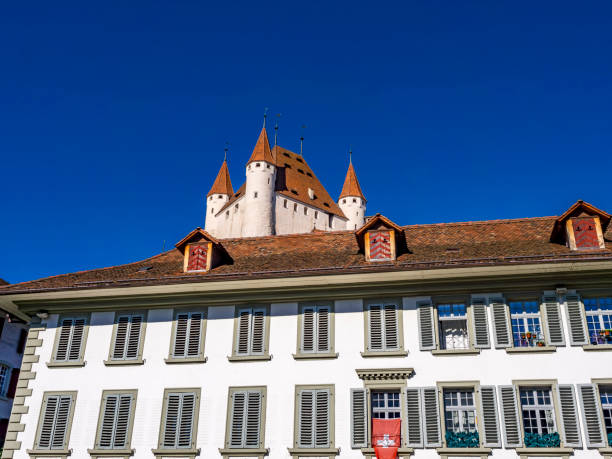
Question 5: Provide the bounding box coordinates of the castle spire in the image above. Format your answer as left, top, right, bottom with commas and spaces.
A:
247, 127, 275, 165
207, 157, 234, 197
339, 155, 365, 201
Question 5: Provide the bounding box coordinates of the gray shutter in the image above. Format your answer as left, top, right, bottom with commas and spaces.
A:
317, 307, 330, 353
55, 320, 72, 361
565, 294, 588, 346
368, 305, 383, 351
479, 386, 501, 447
578, 384, 606, 448
163, 393, 180, 447
383, 305, 399, 350
229, 391, 246, 448
557, 385, 582, 447
302, 307, 315, 353
491, 299, 511, 348
245, 390, 262, 447
112, 316, 129, 359
52, 396, 72, 449
498, 386, 522, 448
113, 394, 133, 448
405, 388, 423, 447
417, 303, 436, 351
125, 315, 143, 359
68, 318, 86, 361
251, 309, 266, 354
236, 309, 251, 355
471, 300, 490, 348
421, 387, 441, 447
542, 296, 565, 346
350, 388, 368, 448
173, 313, 189, 357
187, 313, 202, 357
298, 389, 315, 448
178, 393, 196, 447
315, 390, 330, 448
37, 394, 72, 450
37, 395, 58, 448
99, 394, 118, 448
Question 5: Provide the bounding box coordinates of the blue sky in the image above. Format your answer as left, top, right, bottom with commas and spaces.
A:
1, 1, 611, 283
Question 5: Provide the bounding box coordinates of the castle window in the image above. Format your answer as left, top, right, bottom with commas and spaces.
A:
294, 203, 298, 212
353, 198, 357, 203
217, 195, 222, 199
209, 196, 213, 201
266, 164, 270, 169
255, 162, 261, 168
306, 171, 312, 177
283, 152, 291, 158
225, 211, 229, 218
304, 207, 308, 216
267, 177, 270, 184
296, 156, 303, 163
210, 208, 214, 214
315, 211, 318, 219
235, 204, 239, 212
254, 192, 258, 198
298, 168, 304, 174
284, 199, 288, 208
342, 199, 346, 204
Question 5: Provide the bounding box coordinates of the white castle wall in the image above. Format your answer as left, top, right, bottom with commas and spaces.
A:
339, 196, 366, 230
274, 196, 344, 234
242, 161, 276, 238
205, 193, 229, 236
14, 291, 609, 459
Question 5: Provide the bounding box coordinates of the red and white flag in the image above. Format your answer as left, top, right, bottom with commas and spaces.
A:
372, 418, 401, 459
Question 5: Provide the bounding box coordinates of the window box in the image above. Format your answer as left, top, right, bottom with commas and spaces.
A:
445, 431, 480, 448
524, 432, 561, 448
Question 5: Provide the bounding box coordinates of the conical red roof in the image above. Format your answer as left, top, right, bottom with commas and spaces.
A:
339, 162, 365, 200
207, 159, 233, 197
247, 127, 274, 165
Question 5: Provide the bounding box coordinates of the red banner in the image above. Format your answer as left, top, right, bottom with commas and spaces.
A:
372, 418, 401, 459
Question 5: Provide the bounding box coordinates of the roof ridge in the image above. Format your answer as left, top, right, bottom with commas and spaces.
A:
402, 215, 558, 229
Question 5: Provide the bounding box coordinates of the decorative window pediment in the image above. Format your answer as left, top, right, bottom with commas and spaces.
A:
551, 201, 610, 250
175, 227, 226, 273
355, 214, 404, 262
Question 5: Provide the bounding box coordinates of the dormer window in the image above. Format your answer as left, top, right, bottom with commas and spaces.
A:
186, 243, 208, 272
176, 228, 226, 273
552, 201, 609, 250
570, 217, 600, 249
368, 231, 392, 261
355, 214, 403, 262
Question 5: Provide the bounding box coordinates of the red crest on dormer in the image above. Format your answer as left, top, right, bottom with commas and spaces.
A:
175, 228, 226, 272
551, 200, 610, 250
355, 214, 404, 262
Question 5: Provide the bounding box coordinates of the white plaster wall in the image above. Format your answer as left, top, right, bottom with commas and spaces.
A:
0, 321, 26, 419
274, 196, 334, 235
15, 293, 610, 459
205, 194, 230, 237
243, 163, 276, 237
339, 196, 366, 230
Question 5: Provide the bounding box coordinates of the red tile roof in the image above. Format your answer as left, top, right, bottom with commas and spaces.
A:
207, 159, 233, 197
339, 162, 365, 200
2, 214, 611, 295
246, 127, 274, 165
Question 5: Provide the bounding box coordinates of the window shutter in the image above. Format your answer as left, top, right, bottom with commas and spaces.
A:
173, 313, 189, 357
302, 307, 315, 353
479, 386, 501, 447
187, 313, 202, 357
251, 309, 266, 354
112, 317, 129, 359
350, 388, 368, 448
490, 299, 511, 348
314, 390, 330, 448
163, 394, 180, 448
68, 318, 85, 361
383, 305, 399, 350
52, 396, 72, 449
565, 294, 588, 346
229, 391, 246, 448
7, 368, 20, 398
38, 396, 58, 449
98, 393, 133, 449
317, 307, 330, 353
36, 394, 72, 450
542, 296, 565, 346
55, 319, 73, 361
178, 393, 196, 447
125, 315, 143, 359
113, 394, 133, 448
405, 388, 423, 447
577, 384, 605, 448
368, 305, 383, 351
498, 385, 522, 448
421, 387, 441, 447
417, 303, 436, 351
236, 309, 251, 355
557, 385, 581, 447
99, 395, 118, 448
471, 300, 490, 348
245, 391, 262, 447
298, 389, 315, 448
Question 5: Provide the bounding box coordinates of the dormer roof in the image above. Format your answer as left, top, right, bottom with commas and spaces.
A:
175, 227, 220, 254
339, 162, 365, 200
207, 159, 234, 197
247, 127, 275, 165
551, 200, 611, 243
355, 214, 404, 256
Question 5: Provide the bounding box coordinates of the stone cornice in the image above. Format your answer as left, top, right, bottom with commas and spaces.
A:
356, 368, 414, 381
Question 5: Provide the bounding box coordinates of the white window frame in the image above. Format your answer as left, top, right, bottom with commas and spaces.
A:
510, 300, 545, 348
437, 303, 470, 351
584, 297, 612, 345
443, 388, 477, 434
519, 387, 557, 436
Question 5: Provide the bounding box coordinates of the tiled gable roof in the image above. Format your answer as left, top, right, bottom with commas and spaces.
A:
207, 159, 233, 197
2, 214, 611, 295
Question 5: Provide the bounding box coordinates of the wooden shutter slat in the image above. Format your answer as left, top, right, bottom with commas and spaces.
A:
417, 303, 436, 351
298, 390, 314, 448
542, 296, 565, 346
55, 319, 72, 361
566, 294, 588, 345
230, 392, 246, 448
578, 384, 606, 447
350, 388, 368, 448
557, 385, 582, 447
422, 387, 441, 447
163, 394, 180, 448
236, 310, 251, 355
113, 394, 133, 448
471, 300, 490, 348
491, 299, 511, 348
37, 396, 58, 449
383, 304, 399, 350
178, 393, 195, 447
245, 391, 262, 447
251, 309, 265, 354
480, 386, 501, 447
317, 307, 330, 353
173, 314, 189, 358
112, 317, 129, 359
405, 388, 423, 447
51, 396, 72, 449
315, 390, 330, 447
302, 308, 315, 353
186, 313, 202, 357
125, 315, 143, 359
99, 395, 118, 448
498, 385, 522, 447
68, 318, 85, 361
368, 305, 383, 351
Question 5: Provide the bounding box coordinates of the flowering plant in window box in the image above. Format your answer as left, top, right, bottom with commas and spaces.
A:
536, 341, 545, 347
608, 432, 612, 446
445, 431, 480, 448
524, 432, 560, 448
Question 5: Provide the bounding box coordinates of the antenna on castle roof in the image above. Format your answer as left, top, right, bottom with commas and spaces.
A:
349, 145, 353, 164
224, 142, 229, 161
263, 108, 268, 128
274, 113, 281, 147
300, 125, 306, 155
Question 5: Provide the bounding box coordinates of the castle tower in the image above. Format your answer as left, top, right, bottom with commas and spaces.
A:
338, 156, 366, 230
205, 158, 233, 235
242, 127, 276, 237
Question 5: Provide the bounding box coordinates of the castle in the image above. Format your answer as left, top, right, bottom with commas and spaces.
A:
204, 126, 366, 238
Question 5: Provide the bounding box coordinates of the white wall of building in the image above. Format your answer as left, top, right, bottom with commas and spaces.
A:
13, 293, 610, 459
339, 196, 366, 230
